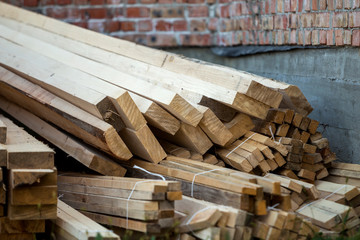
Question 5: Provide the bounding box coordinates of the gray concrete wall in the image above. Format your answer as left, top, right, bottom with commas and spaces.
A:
169, 47, 360, 163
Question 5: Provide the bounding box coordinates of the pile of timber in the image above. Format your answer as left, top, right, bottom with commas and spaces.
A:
0, 114, 57, 239
0, 3, 359, 239
57, 173, 182, 235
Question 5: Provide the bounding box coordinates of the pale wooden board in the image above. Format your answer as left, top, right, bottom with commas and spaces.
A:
0, 68, 132, 160
0, 97, 127, 176
54, 200, 119, 240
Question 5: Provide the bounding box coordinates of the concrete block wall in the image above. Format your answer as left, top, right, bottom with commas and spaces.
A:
4, 0, 360, 47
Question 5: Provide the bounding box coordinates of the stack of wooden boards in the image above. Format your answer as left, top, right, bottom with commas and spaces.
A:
57, 173, 182, 235
0, 114, 57, 239
0, 3, 360, 239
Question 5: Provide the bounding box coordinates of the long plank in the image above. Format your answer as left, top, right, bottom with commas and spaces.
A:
129, 92, 180, 135
0, 19, 270, 120
130, 159, 261, 196
0, 22, 202, 127
0, 218, 45, 234
0, 115, 54, 169
54, 200, 119, 240
8, 204, 57, 220
0, 67, 132, 160
0, 118, 6, 144
0, 97, 127, 176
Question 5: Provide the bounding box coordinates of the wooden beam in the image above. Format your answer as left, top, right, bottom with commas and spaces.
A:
0, 119, 6, 144
0, 115, 54, 169
8, 205, 57, 220
0, 67, 132, 160
0, 97, 127, 176
54, 200, 119, 240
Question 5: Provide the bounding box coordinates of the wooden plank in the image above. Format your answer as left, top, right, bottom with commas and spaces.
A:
224, 113, 254, 145
0, 24, 202, 127
266, 109, 285, 124
303, 153, 323, 164
303, 143, 317, 153
0, 118, 6, 144
0, 115, 54, 169
0, 218, 44, 233
196, 105, 233, 146
299, 117, 311, 131
151, 122, 212, 155
280, 109, 295, 124
193, 227, 221, 240
315, 180, 360, 201
10, 186, 57, 205
298, 169, 316, 181
246, 140, 274, 159
276, 124, 290, 137
80, 211, 169, 233
54, 200, 119, 240
300, 131, 311, 143
0, 68, 132, 161
199, 96, 237, 122
216, 148, 253, 172
8, 204, 57, 220
230, 140, 264, 162
0, 233, 35, 240
131, 159, 261, 196
331, 162, 360, 172
292, 113, 303, 128
119, 126, 166, 163
159, 140, 191, 159
244, 132, 288, 156
264, 174, 303, 193
9, 169, 55, 188
129, 92, 180, 135
308, 119, 319, 134
0, 144, 6, 167
202, 154, 219, 165
274, 152, 286, 167
316, 168, 329, 180
0, 97, 127, 176
225, 143, 259, 168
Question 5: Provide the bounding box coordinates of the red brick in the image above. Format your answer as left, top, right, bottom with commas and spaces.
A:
271, 0, 276, 13
284, 0, 291, 12
141, 0, 157, 3
72, 21, 88, 28
56, 0, 71, 5
23, 0, 38, 7
298, 30, 304, 44
303, 0, 311, 10
344, 30, 351, 45
180, 34, 212, 46
155, 20, 172, 31
349, 12, 360, 27
304, 30, 311, 45
352, 29, 360, 46
312, 30, 319, 45
151, 7, 184, 18
312, 0, 318, 9
301, 13, 315, 27
219, 5, 230, 18
327, 0, 335, 10
208, 18, 218, 31
187, 0, 205, 3
138, 20, 153, 32
327, 30, 334, 45
353, 0, 360, 8
148, 34, 177, 47
74, 0, 87, 5
40, 0, 55, 5
271, 31, 277, 44
233, 3, 242, 16
158, 0, 173, 3
277, 0, 283, 12
319, 30, 327, 44
290, 0, 297, 11
83, 8, 107, 19
265, 0, 270, 13
290, 29, 297, 44
289, 13, 298, 28
261, 16, 274, 30
46, 7, 67, 18
220, 19, 233, 32
120, 34, 147, 45
87, 20, 105, 33
90, 0, 104, 4
274, 15, 288, 29
276, 30, 283, 45
207, 0, 215, 3
248, 31, 256, 44
188, 5, 208, 17
319, 0, 327, 9
333, 12, 348, 27
298, 0, 304, 11
67, 8, 82, 19
284, 30, 289, 43
120, 21, 136, 31
107, 7, 124, 18
174, 20, 187, 31
314, 13, 330, 27
216, 32, 233, 46
190, 19, 207, 32
344, 0, 352, 8
127, 7, 150, 18
241, 2, 252, 14
105, 20, 120, 32
336, 0, 343, 8
335, 29, 344, 45
258, 31, 265, 44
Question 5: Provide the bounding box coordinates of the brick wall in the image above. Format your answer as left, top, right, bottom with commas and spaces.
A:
4, 0, 360, 47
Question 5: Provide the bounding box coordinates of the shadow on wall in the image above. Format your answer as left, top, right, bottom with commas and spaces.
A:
168, 47, 360, 164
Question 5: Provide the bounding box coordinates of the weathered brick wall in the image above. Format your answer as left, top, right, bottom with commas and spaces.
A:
4, 0, 360, 46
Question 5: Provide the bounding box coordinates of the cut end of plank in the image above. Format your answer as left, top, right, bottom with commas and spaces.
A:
104, 127, 132, 161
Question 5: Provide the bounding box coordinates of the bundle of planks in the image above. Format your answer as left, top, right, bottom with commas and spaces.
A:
57, 173, 182, 235
0, 3, 359, 239
0, 115, 57, 240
